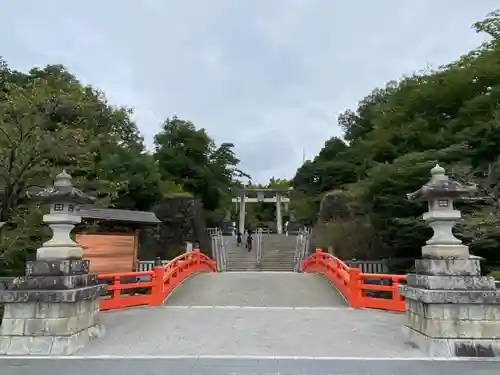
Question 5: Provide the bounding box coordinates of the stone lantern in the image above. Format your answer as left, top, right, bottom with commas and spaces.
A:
0, 170, 105, 356
399, 164, 500, 357
407, 164, 475, 257
33, 170, 95, 260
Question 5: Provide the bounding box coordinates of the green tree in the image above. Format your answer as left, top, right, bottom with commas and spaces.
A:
293, 9, 500, 266
0, 77, 80, 224
0, 61, 162, 272
154, 117, 248, 223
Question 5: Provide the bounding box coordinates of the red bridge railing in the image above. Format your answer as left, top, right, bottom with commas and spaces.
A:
301, 249, 406, 312
98, 249, 216, 311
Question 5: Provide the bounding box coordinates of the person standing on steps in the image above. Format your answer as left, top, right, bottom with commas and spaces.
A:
246, 229, 253, 252
236, 231, 242, 246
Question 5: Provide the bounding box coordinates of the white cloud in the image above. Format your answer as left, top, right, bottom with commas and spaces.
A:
0, 0, 497, 182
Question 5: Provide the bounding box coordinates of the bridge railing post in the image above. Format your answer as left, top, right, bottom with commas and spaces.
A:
149, 265, 166, 306
348, 268, 363, 308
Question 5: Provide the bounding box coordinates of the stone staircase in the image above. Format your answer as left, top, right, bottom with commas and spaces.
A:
225, 238, 259, 271
259, 234, 297, 271
225, 234, 297, 272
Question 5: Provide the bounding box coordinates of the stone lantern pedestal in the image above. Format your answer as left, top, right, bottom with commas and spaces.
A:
0, 171, 105, 355
286, 211, 302, 236
399, 165, 500, 357
221, 211, 234, 236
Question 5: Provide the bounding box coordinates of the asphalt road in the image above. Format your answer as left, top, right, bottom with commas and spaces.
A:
1, 357, 500, 375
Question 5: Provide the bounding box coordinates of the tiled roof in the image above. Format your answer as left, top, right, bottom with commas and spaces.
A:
78, 205, 161, 225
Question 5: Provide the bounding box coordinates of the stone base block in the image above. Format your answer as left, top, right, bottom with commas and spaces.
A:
406, 310, 500, 338
0, 284, 105, 303
402, 325, 500, 357
399, 285, 500, 304
26, 259, 90, 277
414, 256, 481, 276
421, 244, 469, 258
406, 299, 500, 321
406, 273, 495, 290
0, 285, 104, 356
7, 274, 100, 290
220, 222, 234, 236
286, 222, 302, 235
0, 324, 104, 355
0, 299, 101, 337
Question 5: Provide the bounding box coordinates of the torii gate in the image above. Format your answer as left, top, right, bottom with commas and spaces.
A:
231, 188, 292, 235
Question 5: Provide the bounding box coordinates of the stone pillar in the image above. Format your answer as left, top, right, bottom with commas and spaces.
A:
238, 194, 246, 235
276, 194, 283, 234
399, 164, 500, 357
0, 170, 105, 355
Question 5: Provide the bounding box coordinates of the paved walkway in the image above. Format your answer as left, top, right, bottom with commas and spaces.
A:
80, 305, 423, 357
164, 272, 346, 307
3, 272, 500, 373
77, 272, 422, 357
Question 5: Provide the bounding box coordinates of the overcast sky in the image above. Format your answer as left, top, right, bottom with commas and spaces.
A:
0, 1, 497, 183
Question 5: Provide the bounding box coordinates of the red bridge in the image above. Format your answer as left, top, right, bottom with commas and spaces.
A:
98, 249, 406, 313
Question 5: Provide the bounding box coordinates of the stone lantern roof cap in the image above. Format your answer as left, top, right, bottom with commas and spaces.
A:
406, 164, 476, 201
30, 170, 95, 204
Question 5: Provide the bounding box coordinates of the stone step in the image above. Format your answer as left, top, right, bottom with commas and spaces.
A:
226, 262, 256, 265
223, 234, 298, 273
227, 258, 257, 262
228, 260, 295, 264
226, 268, 259, 271
261, 262, 295, 265
226, 260, 295, 264
228, 260, 295, 263
227, 266, 296, 270
225, 263, 257, 266
227, 263, 257, 266
228, 263, 295, 267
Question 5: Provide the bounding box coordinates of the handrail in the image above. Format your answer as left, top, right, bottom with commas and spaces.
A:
256, 228, 263, 264
98, 249, 216, 310
210, 228, 227, 271
218, 232, 227, 271
294, 228, 310, 272
301, 249, 406, 312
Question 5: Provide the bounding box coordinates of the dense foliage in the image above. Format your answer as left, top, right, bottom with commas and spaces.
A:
291, 10, 500, 273
0, 62, 245, 275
